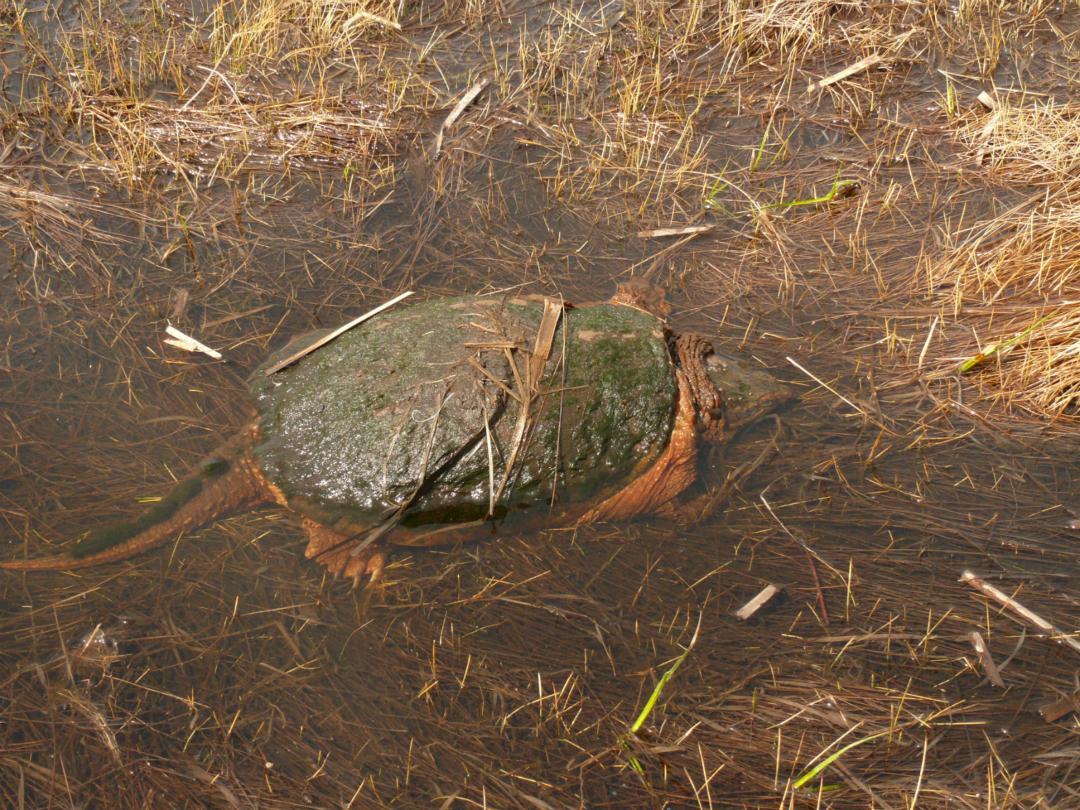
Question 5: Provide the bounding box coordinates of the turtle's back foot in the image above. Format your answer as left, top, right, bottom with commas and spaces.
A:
300, 518, 386, 587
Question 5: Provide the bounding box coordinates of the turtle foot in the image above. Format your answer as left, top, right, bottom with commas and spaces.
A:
301, 518, 386, 587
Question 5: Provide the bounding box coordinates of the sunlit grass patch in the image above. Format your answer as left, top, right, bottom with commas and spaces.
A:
536, 109, 716, 223
24, 0, 410, 195
924, 182, 1080, 416
958, 98, 1080, 183
510, 5, 611, 122
79, 93, 399, 189
623, 0, 904, 68
209, 0, 401, 65
932, 183, 1080, 307
950, 304, 1080, 417
983, 310, 1080, 415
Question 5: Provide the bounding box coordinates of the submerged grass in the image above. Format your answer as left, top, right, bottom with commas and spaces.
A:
792, 729, 889, 791
622, 613, 701, 775
1, 0, 1079, 807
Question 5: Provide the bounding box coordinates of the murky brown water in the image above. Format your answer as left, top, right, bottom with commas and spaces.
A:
2, 1, 1079, 807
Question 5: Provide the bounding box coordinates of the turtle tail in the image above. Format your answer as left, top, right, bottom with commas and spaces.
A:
0, 428, 275, 571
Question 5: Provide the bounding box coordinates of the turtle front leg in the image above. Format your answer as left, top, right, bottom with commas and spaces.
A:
300, 517, 386, 587
668, 414, 783, 525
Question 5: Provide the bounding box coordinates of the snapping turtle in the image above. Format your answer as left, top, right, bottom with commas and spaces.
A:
1, 285, 792, 584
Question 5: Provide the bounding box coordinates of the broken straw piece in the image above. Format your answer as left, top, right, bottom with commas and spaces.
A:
637, 224, 714, 238
342, 8, 400, 32
960, 570, 1080, 655
263, 290, 414, 375
164, 324, 223, 360
1040, 690, 1080, 723
435, 79, 489, 156
968, 631, 1005, 687
807, 53, 884, 93
735, 584, 782, 620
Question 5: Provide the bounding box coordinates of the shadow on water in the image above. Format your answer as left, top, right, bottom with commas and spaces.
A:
1, 0, 1080, 806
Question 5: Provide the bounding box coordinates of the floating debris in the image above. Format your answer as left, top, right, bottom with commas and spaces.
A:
807, 53, 884, 93
1040, 690, 1080, 723
735, 583, 783, 621
968, 630, 1005, 688
960, 570, 1080, 655
435, 78, 489, 156
163, 324, 223, 360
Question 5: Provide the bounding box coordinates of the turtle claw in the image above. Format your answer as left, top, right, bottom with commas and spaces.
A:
365, 551, 385, 586
314, 543, 385, 587
348, 549, 385, 590
301, 517, 385, 587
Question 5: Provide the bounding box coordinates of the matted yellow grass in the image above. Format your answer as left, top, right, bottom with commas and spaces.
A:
924, 182, 1080, 415
958, 98, 1080, 183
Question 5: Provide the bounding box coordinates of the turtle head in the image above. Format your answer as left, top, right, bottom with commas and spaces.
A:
609, 280, 672, 319
704, 352, 796, 436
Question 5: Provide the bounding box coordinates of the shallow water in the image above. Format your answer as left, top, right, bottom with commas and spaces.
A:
2, 1, 1079, 807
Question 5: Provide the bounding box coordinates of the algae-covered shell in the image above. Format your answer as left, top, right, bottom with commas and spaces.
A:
249, 296, 677, 538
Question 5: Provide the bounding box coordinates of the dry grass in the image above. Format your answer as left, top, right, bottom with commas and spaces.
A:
0, 175, 128, 251
208, 0, 402, 65
929, 185, 1080, 307
959, 98, 1080, 183
921, 183, 1080, 417
535, 109, 716, 225
81, 93, 398, 185
36, 0, 425, 196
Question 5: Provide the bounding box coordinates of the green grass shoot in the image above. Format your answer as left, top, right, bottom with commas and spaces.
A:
750, 122, 771, 171
960, 314, 1050, 373
703, 172, 733, 215
629, 646, 691, 734
763, 172, 858, 211
793, 729, 888, 790
622, 613, 702, 775
749, 120, 791, 172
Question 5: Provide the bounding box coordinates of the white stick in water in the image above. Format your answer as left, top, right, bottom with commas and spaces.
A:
164, 324, 223, 360
735, 584, 782, 621
807, 54, 884, 93
435, 79, 489, 156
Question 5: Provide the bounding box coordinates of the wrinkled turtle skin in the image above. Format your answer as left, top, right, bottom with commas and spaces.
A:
1, 287, 795, 585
